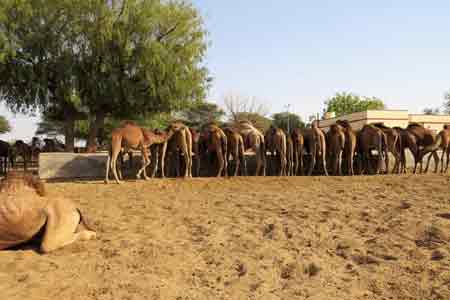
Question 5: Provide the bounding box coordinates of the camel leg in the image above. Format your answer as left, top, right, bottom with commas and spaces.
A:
233, 150, 240, 176
215, 146, 225, 177
105, 154, 111, 184
136, 148, 151, 180
433, 151, 439, 173
337, 151, 343, 176
348, 152, 354, 176
424, 152, 433, 173
151, 146, 159, 178
40, 199, 96, 253
307, 148, 316, 176
110, 149, 122, 184
445, 150, 450, 172
160, 142, 167, 178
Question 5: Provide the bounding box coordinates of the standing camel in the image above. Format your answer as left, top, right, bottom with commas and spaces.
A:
10, 140, 35, 171
302, 121, 328, 176
265, 126, 287, 176
335, 120, 356, 175
392, 127, 420, 173
223, 127, 247, 176
291, 128, 304, 175
326, 124, 345, 176
165, 122, 193, 178
406, 123, 439, 173
235, 121, 266, 176
373, 123, 401, 174
286, 135, 294, 176
423, 126, 449, 173
105, 122, 174, 184
201, 123, 228, 177
357, 125, 387, 175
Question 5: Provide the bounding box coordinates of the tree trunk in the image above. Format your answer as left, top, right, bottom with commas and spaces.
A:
64, 117, 75, 152
86, 112, 105, 153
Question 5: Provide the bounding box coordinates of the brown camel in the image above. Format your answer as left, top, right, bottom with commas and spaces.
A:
235, 121, 266, 176
286, 135, 294, 176
265, 126, 287, 176
335, 120, 357, 175
373, 123, 402, 174
291, 128, 304, 175
424, 126, 450, 173
190, 128, 201, 177
356, 125, 387, 175
302, 121, 328, 176
10, 140, 36, 171
42, 138, 65, 152
438, 125, 450, 173
392, 127, 420, 173
406, 123, 440, 173
223, 127, 247, 176
165, 122, 193, 178
105, 122, 175, 184
200, 123, 228, 177
0, 172, 96, 253
0, 140, 13, 174
326, 124, 346, 176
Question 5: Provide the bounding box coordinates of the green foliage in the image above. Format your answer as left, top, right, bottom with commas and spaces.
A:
0, 116, 11, 134
234, 112, 272, 132
272, 112, 305, 132
178, 101, 225, 128
324, 92, 385, 117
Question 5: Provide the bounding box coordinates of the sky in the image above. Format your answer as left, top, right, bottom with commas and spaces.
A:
1, 0, 450, 141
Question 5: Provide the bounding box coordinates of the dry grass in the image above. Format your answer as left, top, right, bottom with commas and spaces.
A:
1, 174, 450, 299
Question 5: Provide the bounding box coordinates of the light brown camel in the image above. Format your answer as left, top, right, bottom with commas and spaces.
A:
392, 127, 419, 173
291, 128, 304, 175
201, 123, 228, 177
335, 120, 357, 175
235, 120, 266, 176
0, 172, 96, 253
406, 123, 440, 173
286, 135, 294, 176
302, 121, 328, 176
356, 125, 388, 175
105, 121, 175, 184
265, 126, 287, 176
373, 123, 402, 174
326, 124, 346, 176
165, 122, 193, 178
190, 128, 201, 177
223, 127, 247, 176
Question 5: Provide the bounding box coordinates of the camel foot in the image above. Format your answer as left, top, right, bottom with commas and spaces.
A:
144, 176, 150, 181
79, 230, 97, 241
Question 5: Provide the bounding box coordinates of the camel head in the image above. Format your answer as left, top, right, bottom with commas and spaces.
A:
444, 124, 449, 130
1, 171, 46, 197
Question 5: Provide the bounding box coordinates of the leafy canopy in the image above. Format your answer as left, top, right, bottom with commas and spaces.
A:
272, 112, 305, 132
324, 92, 385, 117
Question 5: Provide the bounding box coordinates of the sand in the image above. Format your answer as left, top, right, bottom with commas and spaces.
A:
1, 174, 450, 300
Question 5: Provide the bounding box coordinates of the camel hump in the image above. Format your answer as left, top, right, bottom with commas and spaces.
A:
407, 122, 423, 129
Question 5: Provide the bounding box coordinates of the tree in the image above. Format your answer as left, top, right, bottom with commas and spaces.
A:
177, 101, 225, 128
324, 92, 385, 117
223, 92, 271, 131
272, 112, 305, 133
0, 0, 209, 151
444, 91, 450, 114
423, 107, 440, 115
0, 116, 11, 134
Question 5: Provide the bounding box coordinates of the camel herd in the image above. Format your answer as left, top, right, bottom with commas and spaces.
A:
104, 120, 450, 184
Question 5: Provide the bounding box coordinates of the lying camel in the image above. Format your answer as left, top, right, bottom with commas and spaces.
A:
165, 122, 193, 178
201, 123, 228, 177
326, 124, 345, 176
236, 120, 266, 176
105, 121, 174, 184
303, 121, 328, 176
335, 120, 356, 175
291, 128, 304, 175
265, 126, 287, 176
0, 172, 96, 253
223, 127, 247, 176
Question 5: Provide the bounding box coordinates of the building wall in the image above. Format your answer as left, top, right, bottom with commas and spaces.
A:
319, 110, 450, 132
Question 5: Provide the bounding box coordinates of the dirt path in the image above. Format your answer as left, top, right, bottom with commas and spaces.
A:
1, 175, 450, 299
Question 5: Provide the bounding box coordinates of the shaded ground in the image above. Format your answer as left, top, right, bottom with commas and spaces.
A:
1, 175, 450, 300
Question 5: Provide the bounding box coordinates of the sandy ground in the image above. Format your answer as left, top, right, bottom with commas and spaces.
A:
1, 175, 450, 300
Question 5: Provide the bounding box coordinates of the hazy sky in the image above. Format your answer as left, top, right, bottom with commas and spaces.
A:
1, 0, 449, 141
